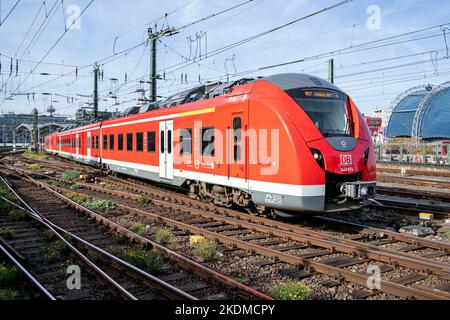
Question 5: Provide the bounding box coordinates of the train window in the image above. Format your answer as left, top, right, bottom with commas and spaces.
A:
103, 135, 108, 150
233, 117, 242, 142
109, 134, 114, 150
167, 130, 172, 154
286, 88, 351, 137
118, 134, 124, 150
147, 131, 156, 152
234, 145, 241, 162
95, 136, 99, 149
233, 117, 242, 161
179, 128, 192, 155
87, 137, 90, 149
200, 127, 215, 157
127, 133, 133, 151
160, 131, 165, 153
136, 132, 143, 152
91, 136, 95, 149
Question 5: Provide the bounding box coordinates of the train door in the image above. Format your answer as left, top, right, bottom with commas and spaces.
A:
159, 120, 174, 180
229, 112, 247, 181
87, 131, 91, 159
76, 133, 79, 156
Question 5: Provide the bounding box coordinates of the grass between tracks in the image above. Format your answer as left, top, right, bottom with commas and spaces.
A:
39, 241, 67, 265
121, 247, 163, 274
62, 169, 81, 181
154, 228, 173, 245
192, 239, 219, 262
269, 281, 311, 300
0, 184, 27, 221
64, 191, 116, 212
23, 151, 49, 160
26, 163, 46, 172
0, 257, 33, 300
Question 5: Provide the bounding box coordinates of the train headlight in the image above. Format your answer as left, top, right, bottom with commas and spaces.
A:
310, 148, 324, 169
360, 186, 369, 197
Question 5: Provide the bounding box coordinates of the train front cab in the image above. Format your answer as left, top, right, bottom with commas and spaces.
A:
251, 74, 376, 214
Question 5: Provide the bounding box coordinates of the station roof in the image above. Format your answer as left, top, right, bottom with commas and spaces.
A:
385, 82, 450, 140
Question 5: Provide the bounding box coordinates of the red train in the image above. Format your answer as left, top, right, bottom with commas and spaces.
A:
45, 73, 376, 216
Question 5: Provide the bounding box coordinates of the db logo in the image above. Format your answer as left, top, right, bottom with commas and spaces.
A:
340, 154, 353, 165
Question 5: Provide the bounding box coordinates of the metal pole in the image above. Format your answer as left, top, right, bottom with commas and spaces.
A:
149, 28, 157, 103
32, 108, 38, 151
12, 129, 16, 151
93, 64, 99, 119
328, 58, 334, 84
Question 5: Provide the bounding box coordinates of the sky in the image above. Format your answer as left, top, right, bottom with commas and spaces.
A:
0, 0, 450, 118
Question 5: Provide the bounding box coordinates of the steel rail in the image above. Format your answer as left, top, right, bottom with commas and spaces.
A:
27, 178, 450, 300
377, 174, 450, 189
6, 159, 450, 299
103, 200, 450, 300
5, 164, 450, 278
0, 188, 197, 300
0, 175, 138, 300
35, 171, 450, 278
0, 242, 56, 300
1, 169, 271, 300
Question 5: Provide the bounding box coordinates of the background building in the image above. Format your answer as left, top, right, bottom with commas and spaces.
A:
0, 111, 75, 146
385, 82, 450, 141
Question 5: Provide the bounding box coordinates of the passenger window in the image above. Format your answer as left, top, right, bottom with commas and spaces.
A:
136, 132, 143, 152
234, 145, 241, 162
179, 128, 192, 155
200, 127, 215, 156
118, 134, 124, 150
126, 133, 133, 151
95, 136, 99, 149
147, 131, 156, 152
109, 134, 114, 150
103, 135, 108, 150
233, 117, 242, 161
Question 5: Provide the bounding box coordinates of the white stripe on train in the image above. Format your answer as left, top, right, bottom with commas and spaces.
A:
47, 149, 325, 197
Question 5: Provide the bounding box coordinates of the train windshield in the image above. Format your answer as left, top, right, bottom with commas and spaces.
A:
286, 88, 352, 137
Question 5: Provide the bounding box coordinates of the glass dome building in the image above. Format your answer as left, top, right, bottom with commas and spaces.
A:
385, 82, 450, 140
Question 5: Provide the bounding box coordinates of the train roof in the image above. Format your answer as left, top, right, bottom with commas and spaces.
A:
51, 73, 342, 135
263, 73, 343, 93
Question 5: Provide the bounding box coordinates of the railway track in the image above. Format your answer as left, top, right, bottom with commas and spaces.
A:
377, 186, 450, 204
0, 240, 55, 300
374, 175, 450, 218
378, 173, 450, 189
0, 169, 271, 300
5, 162, 450, 300
372, 194, 450, 219
14, 154, 450, 218
0, 183, 141, 300
377, 162, 450, 178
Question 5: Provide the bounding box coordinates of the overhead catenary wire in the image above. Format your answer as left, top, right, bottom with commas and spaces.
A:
14, 1, 47, 57
4, 0, 264, 105
2, 0, 95, 105
159, 0, 355, 75
0, 0, 21, 27
4, 1, 449, 116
